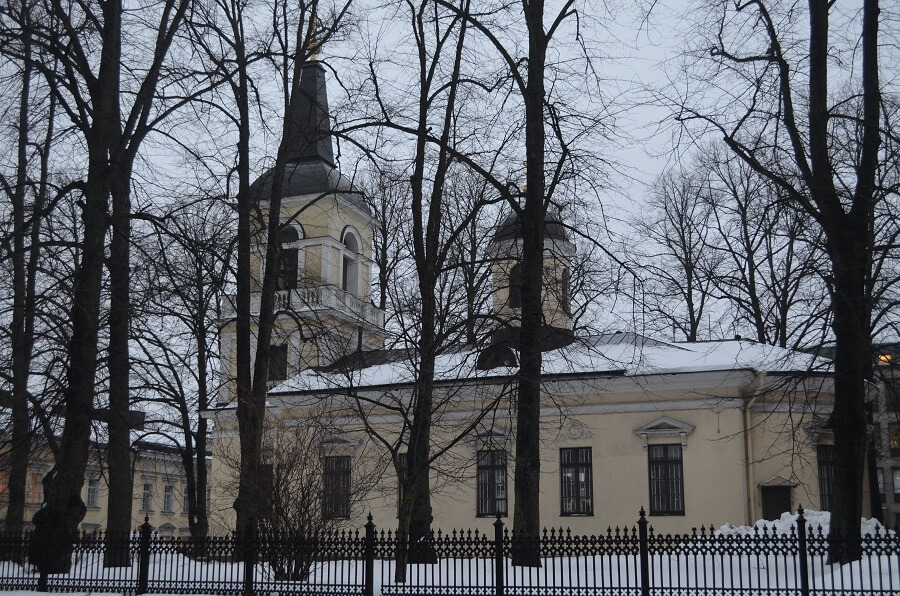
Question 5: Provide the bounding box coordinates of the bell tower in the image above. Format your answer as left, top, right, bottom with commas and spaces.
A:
486, 209, 575, 352
218, 60, 386, 403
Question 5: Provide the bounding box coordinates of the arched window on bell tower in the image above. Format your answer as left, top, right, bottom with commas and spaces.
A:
341, 228, 360, 297
561, 266, 571, 315
277, 225, 302, 290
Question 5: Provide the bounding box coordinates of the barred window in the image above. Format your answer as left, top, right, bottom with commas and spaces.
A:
817, 444, 835, 511
324, 456, 351, 519
476, 450, 507, 517
648, 444, 684, 515
560, 448, 593, 515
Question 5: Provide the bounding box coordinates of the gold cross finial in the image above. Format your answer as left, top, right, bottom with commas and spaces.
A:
308, 16, 321, 61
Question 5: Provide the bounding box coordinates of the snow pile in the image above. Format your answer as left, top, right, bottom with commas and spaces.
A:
716, 509, 894, 537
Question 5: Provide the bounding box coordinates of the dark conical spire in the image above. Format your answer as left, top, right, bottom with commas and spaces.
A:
285, 61, 334, 165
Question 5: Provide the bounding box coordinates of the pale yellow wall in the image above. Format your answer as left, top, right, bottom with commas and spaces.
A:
209, 378, 833, 536
491, 256, 572, 332
1, 449, 201, 535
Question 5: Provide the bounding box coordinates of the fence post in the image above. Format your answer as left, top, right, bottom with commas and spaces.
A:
637, 507, 650, 596
364, 513, 375, 596
242, 518, 256, 596
796, 506, 810, 596
136, 517, 152, 595
494, 515, 505, 596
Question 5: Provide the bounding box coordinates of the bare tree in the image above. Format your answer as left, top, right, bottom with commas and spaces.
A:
130, 196, 234, 539
676, 0, 886, 560
0, 0, 193, 570
629, 165, 721, 341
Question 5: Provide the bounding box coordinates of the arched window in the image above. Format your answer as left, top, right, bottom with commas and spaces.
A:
342, 229, 360, 296
277, 225, 301, 291
508, 264, 522, 309
561, 267, 570, 315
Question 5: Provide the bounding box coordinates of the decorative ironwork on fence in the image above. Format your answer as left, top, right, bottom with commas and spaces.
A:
0, 507, 897, 595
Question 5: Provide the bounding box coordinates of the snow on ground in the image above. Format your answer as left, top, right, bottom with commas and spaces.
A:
716, 509, 895, 537
2, 513, 897, 594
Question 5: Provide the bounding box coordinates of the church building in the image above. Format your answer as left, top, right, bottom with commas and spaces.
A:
207, 57, 855, 536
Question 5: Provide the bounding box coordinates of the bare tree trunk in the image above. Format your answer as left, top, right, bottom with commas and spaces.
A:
105, 160, 134, 566
232, 16, 256, 533
512, 0, 548, 567
6, 1, 34, 542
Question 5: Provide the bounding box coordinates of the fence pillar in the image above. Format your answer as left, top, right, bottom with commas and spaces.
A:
242, 518, 256, 596
796, 506, 810, 596
494, 515, 505, 596
136, 517, 152, 595
637, 507, 650, 596
364, 513, 375, 596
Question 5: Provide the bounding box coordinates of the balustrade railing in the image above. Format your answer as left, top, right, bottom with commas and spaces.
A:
221, 286, 384, 329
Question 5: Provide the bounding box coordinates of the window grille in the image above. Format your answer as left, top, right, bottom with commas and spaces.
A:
476, 450, 507, 517
817, 444, 835, 511
324, 456, 351, 519
648, 444, 684, 515
560, 447, 593, 515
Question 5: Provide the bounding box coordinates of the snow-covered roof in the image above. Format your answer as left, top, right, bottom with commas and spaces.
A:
270, 333, 828, 396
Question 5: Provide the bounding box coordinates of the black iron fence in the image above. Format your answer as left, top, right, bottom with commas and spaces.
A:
0, 507, 897, 595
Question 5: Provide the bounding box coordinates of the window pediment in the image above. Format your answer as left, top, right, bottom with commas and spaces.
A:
758, 475, 797, 487
633, 416, 695, 450
465, 426, 510, 453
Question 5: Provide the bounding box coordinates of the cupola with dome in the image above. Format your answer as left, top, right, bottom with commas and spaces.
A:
486, 208, 576, 352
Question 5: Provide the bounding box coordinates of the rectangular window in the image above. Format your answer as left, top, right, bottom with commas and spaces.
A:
476, 450, 507, 517
817, 445, 835, 511
873, 422, 882, 451
877, 468, 885, 504
397, 452, 408, 517
893, 468, 900, 503
141, 482, 154, 511
163, 484, 175, 513
560, 447, 593, 516
648, 444, 684, 515
86, 476, 100, 509
183, 488, 190, 514
269, 344, 289, 382
324, 456, 351, 519
889, 423, 900, 456
27, 473, 43, 505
